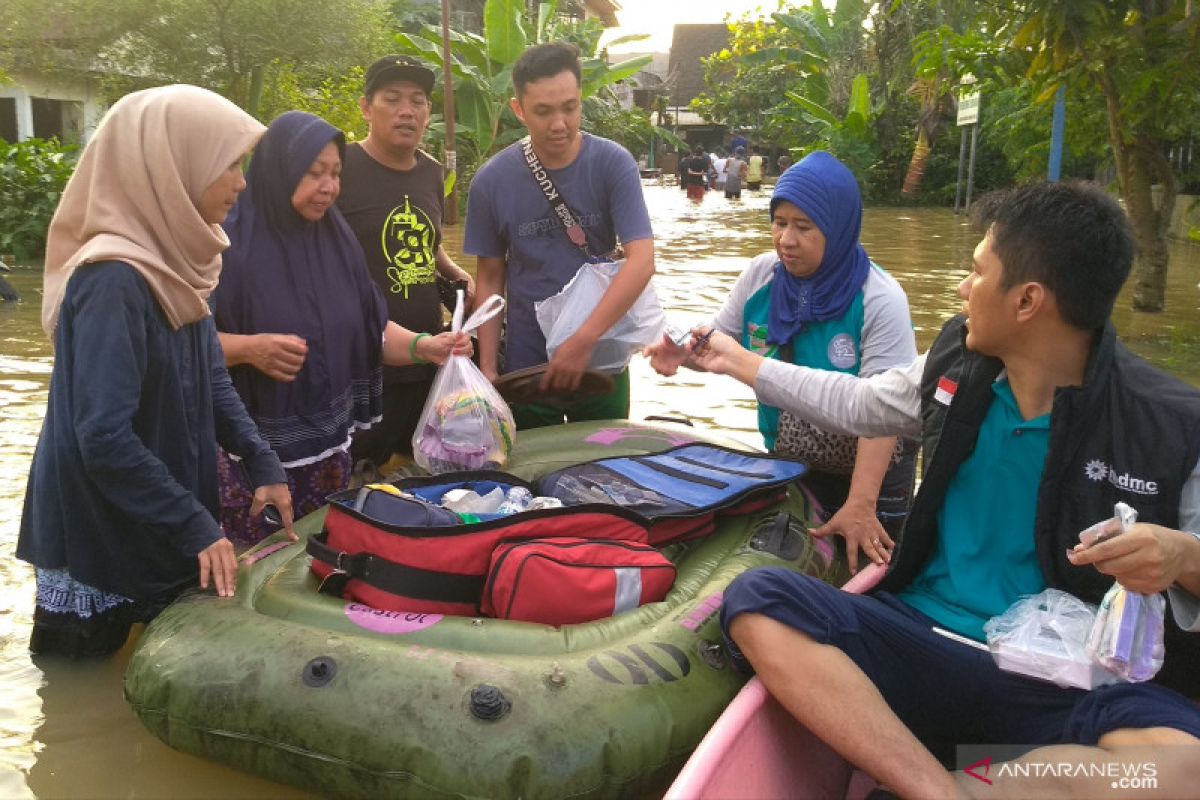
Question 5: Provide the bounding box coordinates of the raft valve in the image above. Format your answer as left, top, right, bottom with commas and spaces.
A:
302, 656, 338, 687
469, 684, 511, 720
547, 662, 566, 687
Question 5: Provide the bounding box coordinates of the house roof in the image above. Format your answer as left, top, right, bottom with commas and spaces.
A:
667, 24, 729, 108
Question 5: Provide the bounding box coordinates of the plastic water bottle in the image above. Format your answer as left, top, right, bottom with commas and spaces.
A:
496, 486, 533, 515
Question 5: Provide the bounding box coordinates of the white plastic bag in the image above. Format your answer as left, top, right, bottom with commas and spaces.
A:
535, 260, 666, 373
983, 588, 1121, 690
413, 294, 516, 474
1082, 503, 1166, 682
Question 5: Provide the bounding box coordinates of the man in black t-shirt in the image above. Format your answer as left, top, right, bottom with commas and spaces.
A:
338, 55, 475, 469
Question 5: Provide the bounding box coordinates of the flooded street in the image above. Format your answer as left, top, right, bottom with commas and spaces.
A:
1, 181, 1199, 797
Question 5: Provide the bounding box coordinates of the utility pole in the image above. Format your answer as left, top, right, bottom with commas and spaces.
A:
1048, 85, 1066, 181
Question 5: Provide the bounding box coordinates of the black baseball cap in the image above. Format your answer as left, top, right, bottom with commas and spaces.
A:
364, 55, 436, 97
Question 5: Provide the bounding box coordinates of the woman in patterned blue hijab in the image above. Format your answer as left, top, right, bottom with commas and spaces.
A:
647, 149, 917, 574
766, 151, 871, 346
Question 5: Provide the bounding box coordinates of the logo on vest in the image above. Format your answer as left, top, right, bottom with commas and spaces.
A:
746, 323, 776, 357
1084, 459, 1159, 496
827, 333, 857, 369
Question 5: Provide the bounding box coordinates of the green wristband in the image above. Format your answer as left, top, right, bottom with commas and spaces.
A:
409, 332, 431, 364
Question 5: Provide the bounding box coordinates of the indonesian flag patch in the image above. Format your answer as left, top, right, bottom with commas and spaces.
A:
934, 376, 958, 406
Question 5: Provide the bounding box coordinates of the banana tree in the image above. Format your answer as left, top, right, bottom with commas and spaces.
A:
693, 1, 870, 158
784, 72, 875, 181
395, 0, 651, 169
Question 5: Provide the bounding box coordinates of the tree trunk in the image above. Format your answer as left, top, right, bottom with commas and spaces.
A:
1123, 144, 1175, 312
1096, 67, 1173, 312
900, 130, 931, 198
1130, 220, 1170, 312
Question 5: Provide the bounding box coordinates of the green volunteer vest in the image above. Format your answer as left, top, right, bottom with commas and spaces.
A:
742, 278, 866, 450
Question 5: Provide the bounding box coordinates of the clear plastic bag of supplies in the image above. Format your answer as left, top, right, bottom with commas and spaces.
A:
535, 260, 666, 373
413, 294, 516, 474
984, 589, 1121, 690
1083, 503, 1167, 682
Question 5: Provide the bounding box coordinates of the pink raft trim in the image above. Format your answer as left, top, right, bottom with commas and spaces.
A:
665, 562, 887, 800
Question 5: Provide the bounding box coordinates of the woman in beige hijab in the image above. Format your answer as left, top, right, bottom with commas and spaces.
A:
17, 85, 295, 658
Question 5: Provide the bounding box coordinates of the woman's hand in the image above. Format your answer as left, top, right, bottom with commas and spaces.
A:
198, 537, 237, 597
420, 331, 473, 366
250, 334, 307, 382
811, 499, 893, 575
251, 482, 296, 541
644, 333, 692, 377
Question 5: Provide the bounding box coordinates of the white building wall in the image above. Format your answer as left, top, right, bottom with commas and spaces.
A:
0, 70, 107, 143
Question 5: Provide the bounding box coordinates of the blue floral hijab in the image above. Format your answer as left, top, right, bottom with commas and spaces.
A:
767, 151, 871, 346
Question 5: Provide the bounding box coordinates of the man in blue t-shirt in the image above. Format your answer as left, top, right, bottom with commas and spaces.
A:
464, 42, 654, 429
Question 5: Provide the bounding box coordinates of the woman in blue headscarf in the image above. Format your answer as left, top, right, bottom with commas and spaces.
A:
647, 151, 917, 571
213, 111, 469, 545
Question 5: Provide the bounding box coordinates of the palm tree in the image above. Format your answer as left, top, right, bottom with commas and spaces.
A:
900, 74, 951, 198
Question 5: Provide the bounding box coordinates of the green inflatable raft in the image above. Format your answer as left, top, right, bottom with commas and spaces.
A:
124, 420, 846, 799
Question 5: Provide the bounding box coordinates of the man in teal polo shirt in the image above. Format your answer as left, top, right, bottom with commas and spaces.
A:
695, 180, 1200, 798
898, 378, 1051, 639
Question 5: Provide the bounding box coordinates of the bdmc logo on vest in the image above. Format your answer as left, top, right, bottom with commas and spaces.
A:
1084, 459, 1159, 496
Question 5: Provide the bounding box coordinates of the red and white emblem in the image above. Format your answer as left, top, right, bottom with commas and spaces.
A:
934, 376, 957, 406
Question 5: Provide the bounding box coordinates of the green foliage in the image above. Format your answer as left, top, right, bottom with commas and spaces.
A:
691, 6, 836, 148
980, 83, 1108, 183
0, 0, 394, 108
390, 0, 650, 179
941, 0, 1200, 308
260, 65, 369, 141
919, 127, 1012, 206
694, 2, 880, 191
580, 97, 684, 160
0, 138, 78, 259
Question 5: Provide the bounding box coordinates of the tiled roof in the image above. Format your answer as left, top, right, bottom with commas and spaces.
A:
666, 24, 729, 107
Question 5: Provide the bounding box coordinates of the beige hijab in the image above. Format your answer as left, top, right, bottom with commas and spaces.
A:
42, 84, 266, 337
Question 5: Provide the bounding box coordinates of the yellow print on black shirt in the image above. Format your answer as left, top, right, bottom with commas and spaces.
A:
381, 197, 435, 298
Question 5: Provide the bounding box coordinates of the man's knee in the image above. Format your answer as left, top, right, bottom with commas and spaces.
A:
1068, 683, 1200, 746
727, 612, 820, 665
1098, 727, 1200, 748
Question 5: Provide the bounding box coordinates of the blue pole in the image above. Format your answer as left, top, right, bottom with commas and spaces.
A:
1048, 85, 1066, 181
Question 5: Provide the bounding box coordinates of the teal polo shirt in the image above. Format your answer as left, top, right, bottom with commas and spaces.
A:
900, 379, 1050, 640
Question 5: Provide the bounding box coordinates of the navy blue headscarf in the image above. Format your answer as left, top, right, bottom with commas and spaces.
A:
766, 151, 871, 346
214, 111, 387, 466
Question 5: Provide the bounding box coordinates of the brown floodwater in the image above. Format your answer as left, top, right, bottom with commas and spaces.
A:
1, 182, 1198, 798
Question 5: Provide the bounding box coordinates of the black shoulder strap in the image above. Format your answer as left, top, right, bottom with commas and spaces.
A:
307, 531, 483, 607
521, 136, 594, 258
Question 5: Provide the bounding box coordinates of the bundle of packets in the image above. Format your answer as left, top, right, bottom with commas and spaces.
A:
983, 588, 1121, 690
984, 502, 1165, 688
1083, 502, 1166, 682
